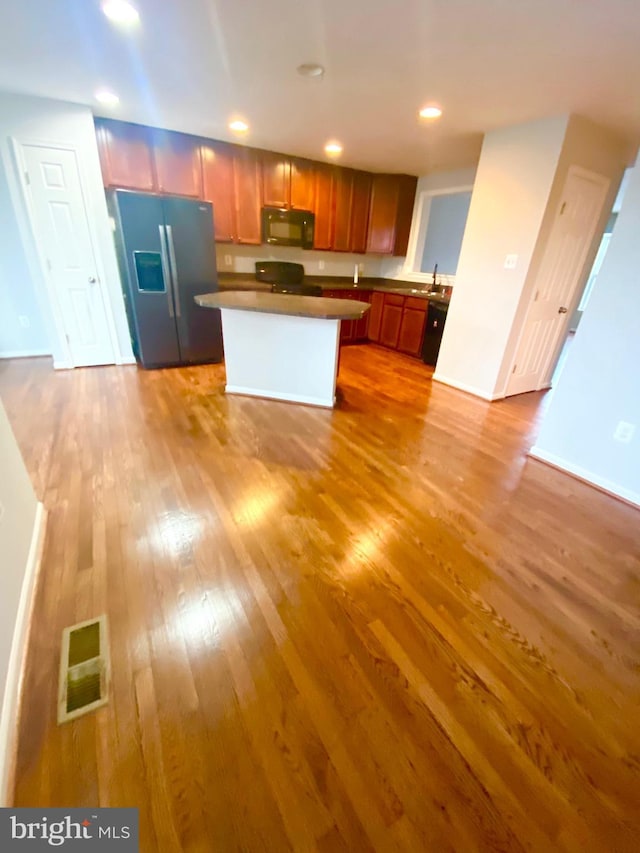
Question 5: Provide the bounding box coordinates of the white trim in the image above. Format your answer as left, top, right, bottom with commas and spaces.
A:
528, 446, 640, 508
225, 385, 335, 408
403, 184, 473, 280
0, 502, 47, 807
432, 372, 503, 401
0, 349, 51, 359
53, 360, 73, 370
116, 356, 136, 366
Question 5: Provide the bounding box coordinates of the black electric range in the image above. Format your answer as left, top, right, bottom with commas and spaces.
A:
255, 261, 322, 296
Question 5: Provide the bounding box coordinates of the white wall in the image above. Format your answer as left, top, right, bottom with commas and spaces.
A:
434, 116, 569, 399
0, 157, 51, 358
216, 242, 385, 278
0, 398, 39, 802
531, 159, 640, 506
0, 91, 133, 365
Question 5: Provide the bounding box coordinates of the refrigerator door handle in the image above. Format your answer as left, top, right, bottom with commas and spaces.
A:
158, 225, 175, 319
166, 225, 181, 317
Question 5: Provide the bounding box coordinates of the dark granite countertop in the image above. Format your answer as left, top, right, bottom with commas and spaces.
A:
195, 291, 370, 320
216, 273, 451, 304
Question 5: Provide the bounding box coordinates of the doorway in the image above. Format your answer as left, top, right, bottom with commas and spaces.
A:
505, 166, 609, 398
15, 142, 117, 368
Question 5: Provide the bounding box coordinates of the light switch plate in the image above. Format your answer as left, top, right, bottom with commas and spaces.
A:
504, 254, 518, 269
613, 421, 636, 443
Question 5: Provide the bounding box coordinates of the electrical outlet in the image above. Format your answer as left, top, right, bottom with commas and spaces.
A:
18, 315, 30, 328
504, 254, 518, 270
613, 421, 636, 443
224, 254, 232, 266
318, 260, 325, 270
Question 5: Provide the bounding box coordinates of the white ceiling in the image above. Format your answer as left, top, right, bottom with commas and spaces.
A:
1, 0, 639, 174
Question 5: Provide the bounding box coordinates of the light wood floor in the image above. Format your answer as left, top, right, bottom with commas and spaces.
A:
2, 346, 639, 852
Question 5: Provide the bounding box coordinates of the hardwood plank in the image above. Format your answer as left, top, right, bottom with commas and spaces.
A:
1, 346, 639, 853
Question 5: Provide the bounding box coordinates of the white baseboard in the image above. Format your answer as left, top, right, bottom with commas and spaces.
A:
0, 349, 51, 359
0, 502, 47, 807
432, 372, 503, 401
225, 385, 335, 408
53, 360, 73, 370
528, 446, 640, 508
117, 356, 136, 365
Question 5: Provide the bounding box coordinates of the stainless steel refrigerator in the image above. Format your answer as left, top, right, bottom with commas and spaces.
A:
109, 190, 223, 368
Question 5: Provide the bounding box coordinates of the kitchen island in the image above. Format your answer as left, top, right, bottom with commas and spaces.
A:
195, 291, 369, 408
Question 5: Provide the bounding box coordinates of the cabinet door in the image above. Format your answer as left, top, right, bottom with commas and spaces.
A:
350, 171, 372, 254
394, 175, 418, 257
95, 118, 156, 191
366, 175, 400, 254
354, 290, 371, 340
262, 151, 291, 208
290, 159, 316, 211
313, 164, 334, 250
201, 142, 236, 242
368, 291, 384, 342
397, 304, 427, 356
380, 301, 403, 348
233, 148, 263, 244
333, 168, 354, 253
153, 130, 202, 197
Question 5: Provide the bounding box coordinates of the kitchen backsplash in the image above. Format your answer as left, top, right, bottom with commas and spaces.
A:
215, 243, 387, 278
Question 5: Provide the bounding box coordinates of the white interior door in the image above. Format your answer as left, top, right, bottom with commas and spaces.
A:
505, 167, 609, 397
21, 144, 115, 367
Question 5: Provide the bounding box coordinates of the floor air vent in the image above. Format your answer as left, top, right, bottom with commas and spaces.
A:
58, 615, 110, 724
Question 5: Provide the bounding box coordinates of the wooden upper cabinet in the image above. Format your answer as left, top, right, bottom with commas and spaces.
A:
290, 159, 316, 211
152, 130, 202, 198
95, 118, 156, 192
367, 174, 417, 255
201, 141, 236, 242
313, 164, 334, 251
261, 151, 291, 208
350, 171, 372, 254
367, 175, 400, 254
333, 168, 354, 253
233, 148, 263, 244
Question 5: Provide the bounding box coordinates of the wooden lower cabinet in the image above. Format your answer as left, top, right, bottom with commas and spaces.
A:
322, 289, 371, 344
368, 291, 428, 357
397, 296, 427, 356
380, 302, 403, 349
368, 292, 384, 342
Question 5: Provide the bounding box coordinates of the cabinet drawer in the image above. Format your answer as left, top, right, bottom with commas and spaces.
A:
404, 296, 427, 312
384, 293, 405, 307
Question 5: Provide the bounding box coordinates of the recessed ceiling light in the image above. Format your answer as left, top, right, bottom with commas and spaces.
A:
229, 119, 249, 133
101, 0, 139, 25
419, 105, 443, 119
95, 89, 120, 107
297, 63, 325, 79
324, 141, 343, 157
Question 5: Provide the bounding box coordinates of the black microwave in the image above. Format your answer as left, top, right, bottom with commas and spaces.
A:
261, 207, 315, 249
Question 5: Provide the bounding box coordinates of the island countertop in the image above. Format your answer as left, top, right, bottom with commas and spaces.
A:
195, 290, 370, 320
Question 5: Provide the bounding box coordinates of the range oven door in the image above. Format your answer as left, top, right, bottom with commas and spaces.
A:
261, 207, 315, 248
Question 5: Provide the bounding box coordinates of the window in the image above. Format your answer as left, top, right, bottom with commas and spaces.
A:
402, 183, 474, 282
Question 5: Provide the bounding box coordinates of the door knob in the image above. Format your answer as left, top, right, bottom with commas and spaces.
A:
558, 306, 568, 314
88, 276, 97, 283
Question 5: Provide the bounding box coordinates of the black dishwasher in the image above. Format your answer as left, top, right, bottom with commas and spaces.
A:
421, 301, 449, 365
